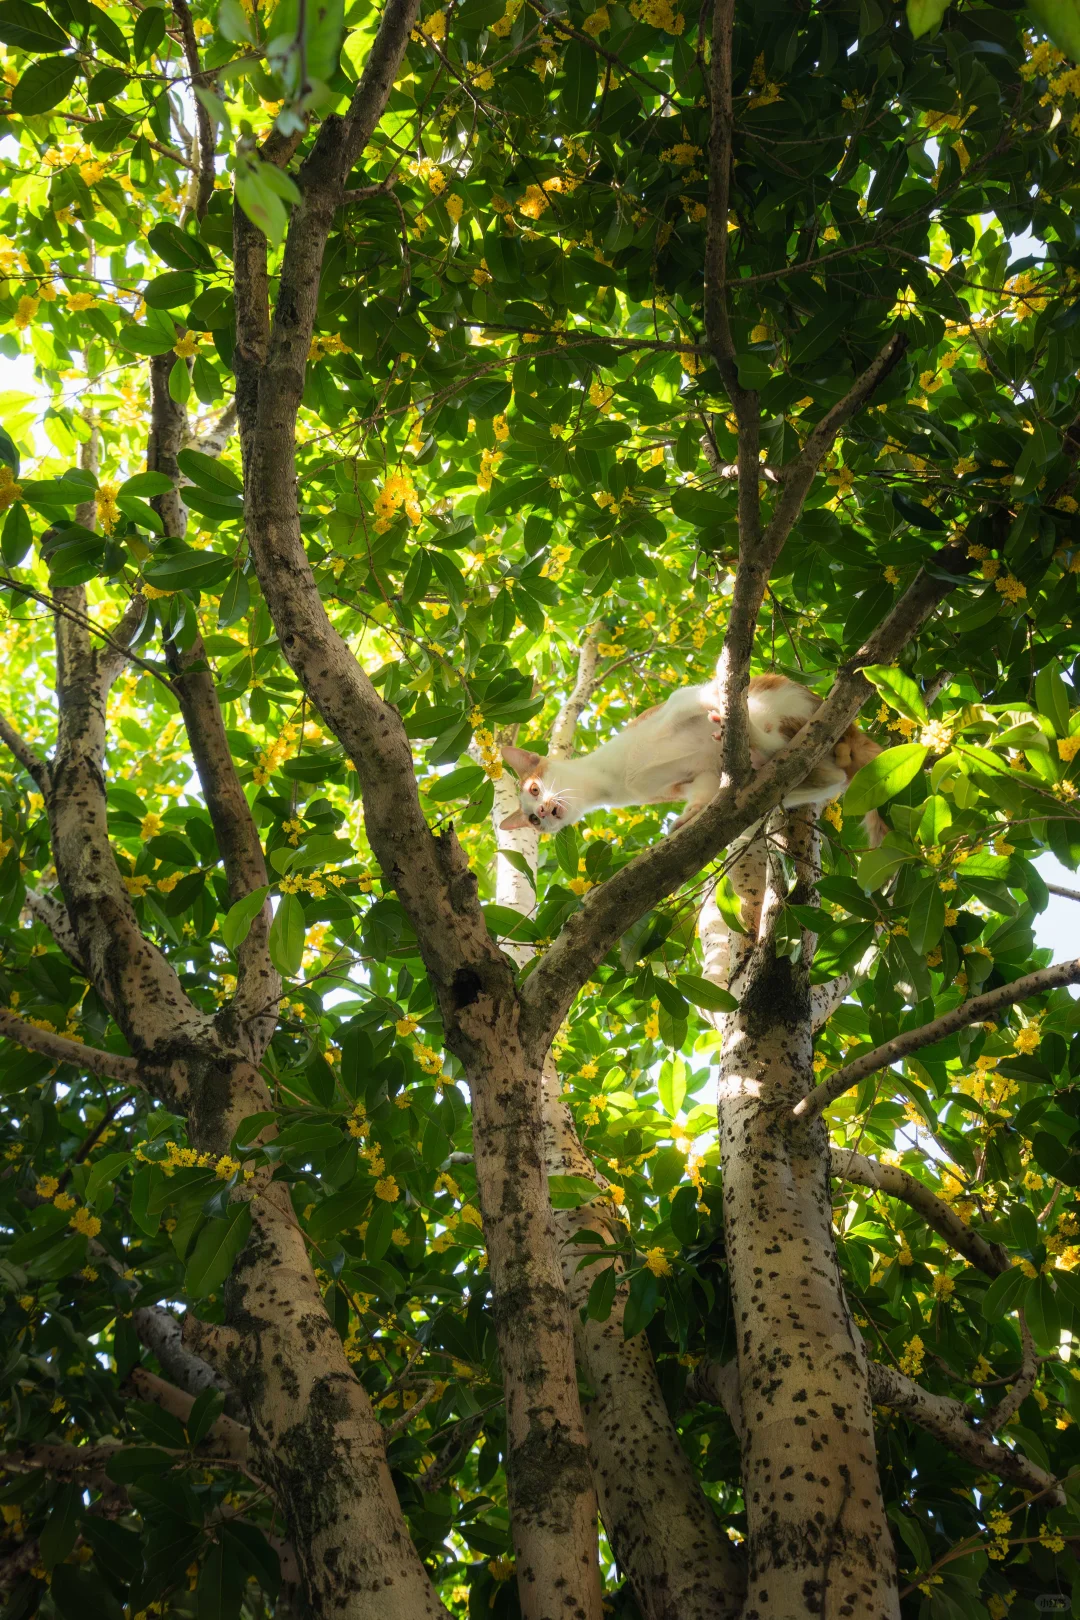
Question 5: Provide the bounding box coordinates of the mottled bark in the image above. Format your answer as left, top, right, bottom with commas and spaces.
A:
228, 1, 603, 1605
147, 355, 279, 1058
188, 1176, 451, 1618
494, 659, 742, 1619
702, 821, 900, 1620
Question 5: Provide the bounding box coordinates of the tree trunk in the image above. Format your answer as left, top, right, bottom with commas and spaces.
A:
702, 827, 899, 1620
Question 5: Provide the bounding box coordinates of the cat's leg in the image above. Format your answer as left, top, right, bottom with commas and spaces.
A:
669, 772, 721, 830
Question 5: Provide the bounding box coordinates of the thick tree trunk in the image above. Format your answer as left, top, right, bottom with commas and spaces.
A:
190, 1175, 452, 1619
468, 1048, 601, 1617
702, 829, 899, 1620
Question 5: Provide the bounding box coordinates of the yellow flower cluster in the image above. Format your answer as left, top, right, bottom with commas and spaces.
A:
489, 0, 522, 36
630, 0, 684, 32
0, 466, 22, 512
541, 543, 573, 580
995, 573, 1027, 606
518, 184, 549, 220
478, 447, 503, 491
96, 481, 120, 535
308, 332, 349, 363
472, 722, 502, 781
374, 470, 421, 532
413, 157, 446, 196
898, 1335, 925, 1376
660, 142, 701, 165
644, 1246, 672, 1276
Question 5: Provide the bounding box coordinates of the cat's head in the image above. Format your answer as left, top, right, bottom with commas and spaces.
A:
498, 745, 567, 831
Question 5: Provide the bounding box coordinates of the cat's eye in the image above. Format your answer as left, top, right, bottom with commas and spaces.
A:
528, 782, 540, 796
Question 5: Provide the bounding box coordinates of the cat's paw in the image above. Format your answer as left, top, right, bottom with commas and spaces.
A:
671, 803, 705, 831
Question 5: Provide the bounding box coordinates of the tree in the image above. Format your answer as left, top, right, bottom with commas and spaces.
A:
2, 0, 1080, 1613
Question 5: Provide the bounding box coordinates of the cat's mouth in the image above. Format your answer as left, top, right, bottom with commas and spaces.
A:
529, 802, 565, 828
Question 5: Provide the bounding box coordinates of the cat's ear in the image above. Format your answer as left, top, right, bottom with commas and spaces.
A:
501, 744, 544, 778
499, 811, 532, 830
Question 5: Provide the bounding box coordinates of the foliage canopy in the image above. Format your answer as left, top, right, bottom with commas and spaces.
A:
3, 0, 1080, 1615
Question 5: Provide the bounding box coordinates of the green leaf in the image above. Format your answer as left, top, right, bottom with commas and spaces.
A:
11, 54, 80, 115
623, 1266, 660, 1339
50, 1565, 123, 1620
365, 1197, 396, 1261
674, 972, 738, 1012
222, 885, 269, 952
235, 158, 293, 248
1028, 0, 1080, 61
553, 823, 579, 877
906, 0, 949, 37
548, 1173, 602, 1208
40, 1482, 80, 1569
86, 65, 128, 102
1026, 1272, 1060, 1349
861, 665, 927, 725
586, 1263, 618, 1322
498, 847, 536, 890
177, 447, 244, 494
1035, 659, 1072, 736
670, 1185, 699, 1247
144, 270, 198, 309
185, 1200, 252, 1297
186, 1386, 225, 1446
559, 40, 598, 127
268, 893, 305, 977
844, 745, 927, 815
142, 547, 233, 593
981, 1265, 1030, 1322
484, 229, 523, 284
134, 4, 166, 60
147, 220, 216, 272
197, 1540, 245, 1620
0, 0, 70, 51
1, 502, 32, 567
891, 490, 946, 530
907, 882, 945, 955
657, 1059, 686, 1117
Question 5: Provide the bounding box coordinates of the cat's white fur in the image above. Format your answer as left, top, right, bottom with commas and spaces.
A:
500, 670, 883, 840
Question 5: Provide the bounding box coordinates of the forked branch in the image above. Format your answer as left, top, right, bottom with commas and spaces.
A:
831, 1149, 1008, 1278
798, 955, 1080, 1120
0, 1007, 141, 1086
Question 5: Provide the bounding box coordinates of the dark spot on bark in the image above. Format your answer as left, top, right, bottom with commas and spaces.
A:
451, 966, 483, 1008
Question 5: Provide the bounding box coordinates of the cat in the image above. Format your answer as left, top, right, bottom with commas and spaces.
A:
500, 669, 885, 843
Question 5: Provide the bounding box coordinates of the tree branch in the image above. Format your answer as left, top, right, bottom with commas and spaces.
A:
982, 1313, 1039, 1434
0, 1007, 141, 1085
132, 1304, 233, 1402
798, 956, 1080, 1121
830, 1149, 1008, 1278
24, 889, 88, 975
171, 0, 215, 220
703, 0, 746, 411
865, 1359, 1062, 1502
1047, 883, 1080, 903
128, 1366, 249, 1461
0, 708, 48, 787
518, 543, 971, 1058
189, 399, 237, 458
549, 622, 605, 758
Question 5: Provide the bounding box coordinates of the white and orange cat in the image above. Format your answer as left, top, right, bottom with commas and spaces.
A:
500, 669, 884, 842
